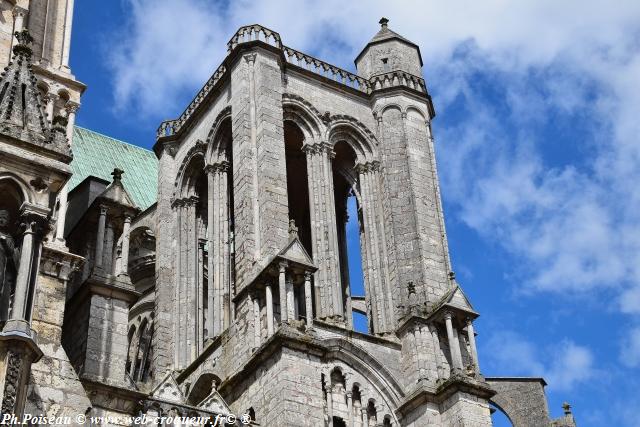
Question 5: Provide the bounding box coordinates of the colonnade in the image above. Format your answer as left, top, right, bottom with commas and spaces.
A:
249, 265, 314, 350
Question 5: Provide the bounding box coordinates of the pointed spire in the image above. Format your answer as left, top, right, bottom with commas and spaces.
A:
0, 30, 70, 160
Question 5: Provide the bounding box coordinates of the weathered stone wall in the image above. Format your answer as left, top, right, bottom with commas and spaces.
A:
82, 294, 130, 386
356, 39, 423, 80
26, 256, 91, 420
229, 47, 289, 293
487, 378, 552, 427
226, 347, 325, 426
152, 142, 178, 374
440, 391, 493, 427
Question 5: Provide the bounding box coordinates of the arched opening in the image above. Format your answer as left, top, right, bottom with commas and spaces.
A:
187, 372, 221, 406
332, 141, 366, 330
0, 178, 25, 325
352, 384, 363, 425
284, 121, 312, 254
366, 399, 377, 426
490, 403, 514, 427
330, 368, 347, 427
125, 324, 137, 375
205, 116, 235, 337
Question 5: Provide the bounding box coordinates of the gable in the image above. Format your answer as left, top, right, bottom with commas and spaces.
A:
447, 286, 474, 312
150, 372, 185, 404
198, 389, 232, 414
278, 236, 315, 268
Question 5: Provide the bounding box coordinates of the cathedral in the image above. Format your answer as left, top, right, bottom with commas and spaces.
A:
0, 1, 578, 426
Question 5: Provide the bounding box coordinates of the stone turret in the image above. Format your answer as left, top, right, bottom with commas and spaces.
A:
355, 18, 423, 80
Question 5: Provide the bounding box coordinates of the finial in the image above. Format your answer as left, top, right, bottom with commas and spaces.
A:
288, 219, 298, 237
13, 29, 33, 56
379, 17, 389, 28
111, 168, 124, 182
562, 402, 572, 415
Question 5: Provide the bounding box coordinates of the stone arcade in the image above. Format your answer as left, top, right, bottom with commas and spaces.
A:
0, 2, 577, 426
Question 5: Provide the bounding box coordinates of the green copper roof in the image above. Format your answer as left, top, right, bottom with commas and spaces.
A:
69, 126, 158, 210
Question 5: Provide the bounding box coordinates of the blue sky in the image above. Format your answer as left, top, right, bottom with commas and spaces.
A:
69, 1, 640, 425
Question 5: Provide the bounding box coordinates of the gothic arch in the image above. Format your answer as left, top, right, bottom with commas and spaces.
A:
320, 337, 404, 406
186, 372, 222, 405
174, 141, 206, 199
327, 117, 378, 163
205, 106, 232, 165
282, 93, 324, 142
405, 105, 429, 122
376, 103, 403, 118
0, 173, 33, 204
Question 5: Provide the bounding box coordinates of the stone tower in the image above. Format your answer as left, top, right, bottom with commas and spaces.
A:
0, 7, 576, 426
150, 19, 494, 426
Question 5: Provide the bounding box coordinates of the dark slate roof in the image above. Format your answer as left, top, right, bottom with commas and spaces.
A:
69, 126, 158, 210
354, 19, 423, 66
369, 25, 413, 45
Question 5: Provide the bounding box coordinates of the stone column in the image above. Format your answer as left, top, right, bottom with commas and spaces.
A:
252, 293, 261, 349
94, 205, 108, 268
53, 103, 79, 245
220, 162, 231, 331
61, 0, 75, 68
265, 283, 274, 336
303, 142, 343, 322
430, 324, 444, 380
278, 262, 288, 323
118, 215, 132, 276
286, 275, 295, 321
361, 408, 368, 427
356, 162, 388, 334
10, 7, 26, 62
444, 312, 463, 371
326, 386, 334, 427
10, 221, 35, 323
205, 165, 216, 337
206, 161, 230, 336
466, 318, 480, 372
346, 391, 354, 427
197, 238, 205, 351
304, 272, 313, 328
45, 93, 57, 123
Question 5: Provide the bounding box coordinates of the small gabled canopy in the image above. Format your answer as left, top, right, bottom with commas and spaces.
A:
197, 389, 232, 415
96, 168, 139, 213
276, 220, 316, 270
446, 284, 476, 313
277, 236, 315, 270
150, 372, 185, 404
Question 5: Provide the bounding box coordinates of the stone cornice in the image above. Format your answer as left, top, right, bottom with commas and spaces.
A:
156, 24, 434, 145
39, 243, 85, 281
395, 373, 495, 420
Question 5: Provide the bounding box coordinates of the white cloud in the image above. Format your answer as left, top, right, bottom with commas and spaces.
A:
620, 327, 640, 368
485, 331, 595, 391
106, 1, 640, 310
